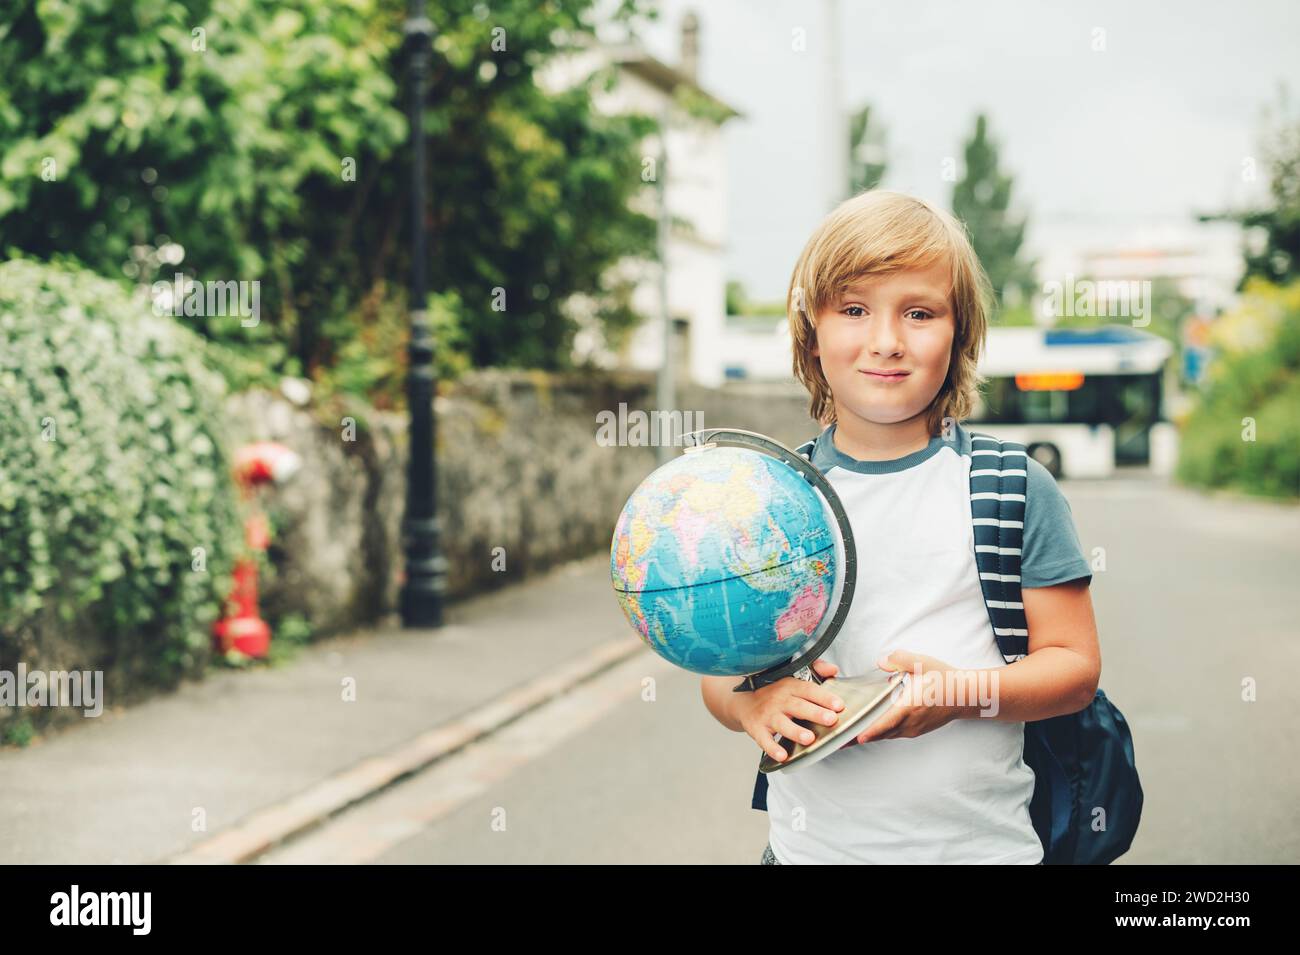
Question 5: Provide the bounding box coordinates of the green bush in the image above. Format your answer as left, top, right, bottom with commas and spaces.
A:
0, 0, 660, 397
0, 258, 243, 687
314, 287, 471, 411
1176, 279, 1300, 498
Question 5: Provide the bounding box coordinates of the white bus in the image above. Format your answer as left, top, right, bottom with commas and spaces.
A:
968, 325, 1178, 479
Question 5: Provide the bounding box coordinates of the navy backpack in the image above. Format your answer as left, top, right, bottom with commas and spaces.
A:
749, 430, 1143, 865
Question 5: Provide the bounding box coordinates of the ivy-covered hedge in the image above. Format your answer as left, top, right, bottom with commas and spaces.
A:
0, 259, 243, 736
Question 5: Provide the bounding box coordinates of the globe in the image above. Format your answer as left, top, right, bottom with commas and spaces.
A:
610, 444, 843, 676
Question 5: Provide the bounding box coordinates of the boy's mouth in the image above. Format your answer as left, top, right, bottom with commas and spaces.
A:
860, 368, 911, 379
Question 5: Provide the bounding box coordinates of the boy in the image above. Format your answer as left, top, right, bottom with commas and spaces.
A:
700, 190, 1101, 864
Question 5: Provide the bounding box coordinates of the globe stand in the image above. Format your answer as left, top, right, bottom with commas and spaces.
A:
682, 427, 902, 776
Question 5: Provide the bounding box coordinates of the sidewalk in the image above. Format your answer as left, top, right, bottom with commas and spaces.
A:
0, 554, 641, 864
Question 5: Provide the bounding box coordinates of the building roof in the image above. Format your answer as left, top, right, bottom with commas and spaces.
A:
604, 43, 744, 122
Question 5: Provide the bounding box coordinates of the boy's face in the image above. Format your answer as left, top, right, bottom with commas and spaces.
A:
811, 260, 956, 428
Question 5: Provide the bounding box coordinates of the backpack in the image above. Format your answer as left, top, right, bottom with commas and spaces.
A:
748, 428, 1143, 865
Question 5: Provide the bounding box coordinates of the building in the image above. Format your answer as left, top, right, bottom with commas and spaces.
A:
535, 12, 742, 387
713, 312, 797, 383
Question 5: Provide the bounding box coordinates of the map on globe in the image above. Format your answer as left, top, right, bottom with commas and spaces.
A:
610, 446, 841, 676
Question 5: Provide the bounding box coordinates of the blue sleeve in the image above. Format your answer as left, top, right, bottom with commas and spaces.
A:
1021, 457, 1092, 588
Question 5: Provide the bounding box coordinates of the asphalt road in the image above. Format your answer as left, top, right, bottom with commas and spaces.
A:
260, 472, 1300, 865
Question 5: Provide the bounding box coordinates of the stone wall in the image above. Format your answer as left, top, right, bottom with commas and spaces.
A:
228, 370, 822, 637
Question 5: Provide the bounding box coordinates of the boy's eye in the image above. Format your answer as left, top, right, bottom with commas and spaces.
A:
840, 305, 933, 320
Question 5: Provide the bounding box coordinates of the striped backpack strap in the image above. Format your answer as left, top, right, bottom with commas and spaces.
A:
750, 435, 818, 813
967, 431, 1030, 663
968, 431, 1131, 863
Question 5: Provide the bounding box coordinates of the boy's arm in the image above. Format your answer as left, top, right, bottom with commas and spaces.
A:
700, 675, 748, 732
959, 578, 1101, 723
982, 457, 1099, 722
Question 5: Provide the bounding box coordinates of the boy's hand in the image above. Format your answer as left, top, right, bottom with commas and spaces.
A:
736, 658, 845, 763
847, 649, 967, 745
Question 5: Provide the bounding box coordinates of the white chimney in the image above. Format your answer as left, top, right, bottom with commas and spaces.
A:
680, 11, 700, 83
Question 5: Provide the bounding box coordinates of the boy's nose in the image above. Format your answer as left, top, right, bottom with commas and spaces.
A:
865, 318, 905, 354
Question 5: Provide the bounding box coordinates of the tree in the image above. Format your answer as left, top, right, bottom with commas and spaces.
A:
726, 280, 746, 315
0, 0, 660, 393
1199, 85, 1300, 288
0, 0, 406, 373
848, 103, 887, 194
951, 113, 1036, 310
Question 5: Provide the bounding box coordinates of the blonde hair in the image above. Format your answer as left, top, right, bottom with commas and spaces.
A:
787, 189, 993, 434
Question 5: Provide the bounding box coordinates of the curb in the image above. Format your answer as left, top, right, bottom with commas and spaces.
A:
166, 636, 648, 864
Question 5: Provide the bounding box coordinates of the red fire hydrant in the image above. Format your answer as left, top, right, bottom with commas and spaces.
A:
212, 441, 302, 659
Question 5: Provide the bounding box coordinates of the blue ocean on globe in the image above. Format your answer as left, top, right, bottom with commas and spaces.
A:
610, 445, 840, 676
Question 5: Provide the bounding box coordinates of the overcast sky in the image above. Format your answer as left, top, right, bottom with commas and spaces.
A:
618, 0, 1300, 302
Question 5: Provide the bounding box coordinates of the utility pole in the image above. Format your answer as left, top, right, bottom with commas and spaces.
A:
400, 0, 448, 628
655, 99, 675, 466
825, 0, 847, 211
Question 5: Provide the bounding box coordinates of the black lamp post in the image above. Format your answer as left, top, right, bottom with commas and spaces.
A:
400, 0, 447, 628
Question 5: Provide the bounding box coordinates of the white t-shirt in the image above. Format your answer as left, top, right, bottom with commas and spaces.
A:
765, 420, 1091, 864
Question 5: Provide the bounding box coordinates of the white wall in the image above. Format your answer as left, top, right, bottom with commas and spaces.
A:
536, 46, 733, 387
